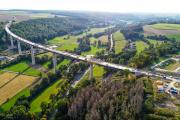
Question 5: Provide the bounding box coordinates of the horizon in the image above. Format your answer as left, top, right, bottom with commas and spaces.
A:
1, 0, 180, 13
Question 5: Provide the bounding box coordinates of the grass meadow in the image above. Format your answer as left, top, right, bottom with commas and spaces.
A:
56, 44, 78, 51
147, 23, 180, 30
167, 34, 180, 42
147, 39, 163, 46
37, 52, 53, 58
0, 71, 5, 75
81, 45, 107, 56
90, 35, 108, 44
115, 40, 126, 54
135, 41, 149, 54
30, 78, 64, 113
113, 31, 125, 41
3, 60, 32, 72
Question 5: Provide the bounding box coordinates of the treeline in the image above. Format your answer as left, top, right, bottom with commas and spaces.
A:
0, 22, 8, 52
0, 22, 6, 44
147, 35, 172, 41
0, 54, 31, 68
10, 17, 87, 44
95, 49, 137, 65
121, 25, 143, 40
55, 74, 144, 120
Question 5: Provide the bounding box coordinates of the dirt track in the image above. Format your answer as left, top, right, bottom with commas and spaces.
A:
154, 99, 178, 111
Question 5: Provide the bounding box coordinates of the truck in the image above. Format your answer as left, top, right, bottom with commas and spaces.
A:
171, 87, 176, 91
171, 90, 178, 94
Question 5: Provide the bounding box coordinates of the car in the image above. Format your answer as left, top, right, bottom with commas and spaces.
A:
152, 74, 156, 77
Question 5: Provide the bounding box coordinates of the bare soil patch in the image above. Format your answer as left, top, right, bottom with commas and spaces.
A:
143, 26, 166, 36
158, 29, 180, 35
143, 26, 180, 36
154, 99, 178, 111
27, 63, 52, 74
0, 73, 38, 105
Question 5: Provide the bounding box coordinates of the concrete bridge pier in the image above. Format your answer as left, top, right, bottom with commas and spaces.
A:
31, 45, 35, 65
10, 35, 14, 49
53, 53, 57, 73
89, 63, 93, 80
17, 39, 22, 55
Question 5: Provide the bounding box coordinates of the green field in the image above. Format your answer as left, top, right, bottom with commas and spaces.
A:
81, 45, 107, 56
167, 34, 180, 42
23, 71, 44, 77
76, 65, 104, 85
115, 40, 126, 54
93, 66, 105, 77
135, 41, 149, 54
0, 71, 5, 75
148, 23, 180, 30
0, 88, 30, 113
47, 33, 85, 45
29, 13, 55, 18
3, 60, 32, 72
56, 44, 78, 51
42, 58, 71, 70
89, 26, 114, 34
47, 26, 114, 45
57, 58, 71, 69
113, 31, 125, 41
37, 52, 53, 58
90, 35, 108, 44
30, 78, 64, 113
41, 60, 52, 68
147, 39, 163, 46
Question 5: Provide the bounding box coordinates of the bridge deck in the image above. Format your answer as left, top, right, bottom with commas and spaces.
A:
5, 22, 142, 74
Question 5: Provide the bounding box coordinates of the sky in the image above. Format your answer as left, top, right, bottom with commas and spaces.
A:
1, 0, 180, 13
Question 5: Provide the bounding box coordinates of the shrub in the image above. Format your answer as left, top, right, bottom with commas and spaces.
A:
145, 114, 167, 120
143, 95, 154, 113
154, 108, 175, 117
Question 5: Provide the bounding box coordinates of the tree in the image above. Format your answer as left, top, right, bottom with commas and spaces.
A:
94, 41, 97, 45
98, 40, 101, 46
41, 101, 48, 112
38, 72, 42, 78
147, 75, 150, 81
123, 69, 130, 78
25, 111, 36, 120
62, 70, 67, 78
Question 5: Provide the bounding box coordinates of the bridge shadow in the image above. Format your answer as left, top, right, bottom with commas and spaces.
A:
0, 67, 31, 88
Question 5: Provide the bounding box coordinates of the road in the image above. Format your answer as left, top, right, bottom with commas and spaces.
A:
109, 34, 113, 52
151, 58, 180, 73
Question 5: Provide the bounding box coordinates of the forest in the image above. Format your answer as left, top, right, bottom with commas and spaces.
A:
10, 17, 87, 44
55, 74, 144, 120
